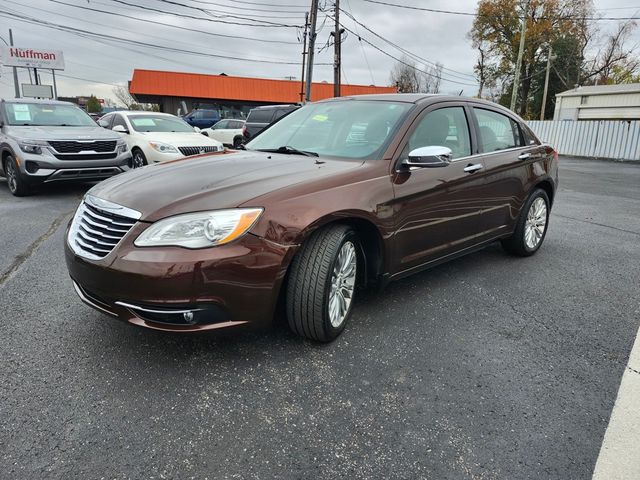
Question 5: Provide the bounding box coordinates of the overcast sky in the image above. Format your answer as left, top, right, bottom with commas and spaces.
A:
0, 0, 638, 103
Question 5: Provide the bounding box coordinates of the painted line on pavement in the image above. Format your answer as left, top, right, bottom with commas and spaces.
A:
592, 324, 640, 479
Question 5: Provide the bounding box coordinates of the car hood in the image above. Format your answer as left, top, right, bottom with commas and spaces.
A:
87, 150, 363, 221
136, 131, 222, 147
6, 125, 120, 141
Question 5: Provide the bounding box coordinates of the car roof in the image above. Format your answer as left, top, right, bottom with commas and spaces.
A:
251, 104, 299, 110
1, 98, 75, 106
117, 111, 177, 117
316, 93, 522, 117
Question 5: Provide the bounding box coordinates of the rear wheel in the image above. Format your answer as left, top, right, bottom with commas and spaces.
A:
286, 225, 359, 342
501, 188, 550, 256
4, 155, 31, 197
131, 149, 147, 169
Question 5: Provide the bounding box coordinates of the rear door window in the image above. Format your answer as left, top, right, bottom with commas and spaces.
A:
248, 109, 274, 124
474, 108, 524, 152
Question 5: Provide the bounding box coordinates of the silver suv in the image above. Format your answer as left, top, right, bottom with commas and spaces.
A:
0, 99, 131, 196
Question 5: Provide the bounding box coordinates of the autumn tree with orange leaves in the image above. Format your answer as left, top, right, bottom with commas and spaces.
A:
470, 0, 639, 119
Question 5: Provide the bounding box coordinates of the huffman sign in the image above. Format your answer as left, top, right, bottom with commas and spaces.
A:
0, 47, 65, 70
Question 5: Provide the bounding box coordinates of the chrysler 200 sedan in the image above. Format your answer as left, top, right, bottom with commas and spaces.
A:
65, 94, 558, 342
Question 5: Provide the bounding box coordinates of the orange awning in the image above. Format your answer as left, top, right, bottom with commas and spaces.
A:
129, 69, 396, 103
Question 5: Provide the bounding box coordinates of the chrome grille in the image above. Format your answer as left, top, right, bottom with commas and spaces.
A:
68, 196, 140, 260
178, 146, 220, 157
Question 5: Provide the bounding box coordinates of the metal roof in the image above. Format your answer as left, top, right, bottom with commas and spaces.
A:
129, 69, 396, 103
556, 83, 640, 97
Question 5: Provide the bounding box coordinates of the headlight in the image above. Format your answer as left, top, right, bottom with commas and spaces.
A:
148, 141, 178, 153
134, 208, 263, 248
18, 140, 47, 155
117, 140, 128, 154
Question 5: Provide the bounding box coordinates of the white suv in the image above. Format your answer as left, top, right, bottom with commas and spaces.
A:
200, 119, 245, 148
0, 99, 130, 196
98, 111, 223, 168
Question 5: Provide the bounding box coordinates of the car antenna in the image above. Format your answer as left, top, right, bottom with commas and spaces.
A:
458, 90, 464, 96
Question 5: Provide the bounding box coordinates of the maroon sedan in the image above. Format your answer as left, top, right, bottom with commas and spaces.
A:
65, 94, 557, 342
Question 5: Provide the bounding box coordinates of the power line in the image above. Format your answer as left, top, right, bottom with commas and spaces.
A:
362, 0, 640, 21
106, 0, 302, 27
0, 8, 328, 66
179, 0, 307, 13
338, 7, 476, 81
46, 0, 298, 45
321, 11, 477, 86
344, 0, 375, 85
146, 0, 305, 20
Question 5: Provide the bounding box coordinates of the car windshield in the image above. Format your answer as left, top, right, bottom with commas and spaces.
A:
246, 101, 413, 160
2, 102, 97, 127
129, 115, 195, 133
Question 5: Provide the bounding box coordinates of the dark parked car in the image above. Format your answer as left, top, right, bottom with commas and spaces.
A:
242, 104, 299, 141
182, 108, 220, 129
65, 94, 558, 342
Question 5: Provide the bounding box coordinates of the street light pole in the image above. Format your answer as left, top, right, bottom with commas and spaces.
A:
9, 29, 20, 98
510, 0, 530, 112
540, 45, 555, 120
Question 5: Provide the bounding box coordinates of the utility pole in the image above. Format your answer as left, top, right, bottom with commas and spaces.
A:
540, 45, 555, 120
305, 0, 319, 102
300, 12, 309, 102
331, 0, 344, 97
510, 0, 530, 112
9, 29, 20, 98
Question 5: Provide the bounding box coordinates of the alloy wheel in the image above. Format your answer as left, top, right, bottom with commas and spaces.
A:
132, 152, 145, 168
328, 241, 357, 328
6, 160, 17, 193
524, 197, 547, 249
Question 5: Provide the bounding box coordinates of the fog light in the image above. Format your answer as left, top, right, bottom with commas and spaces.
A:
183, 311, 194, 323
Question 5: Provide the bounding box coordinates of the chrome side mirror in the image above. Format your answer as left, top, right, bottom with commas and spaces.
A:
403, 146, 452, 169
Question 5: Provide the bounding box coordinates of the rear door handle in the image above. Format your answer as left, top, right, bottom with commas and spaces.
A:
518, 152, 532, 160
463, 163, 483, 173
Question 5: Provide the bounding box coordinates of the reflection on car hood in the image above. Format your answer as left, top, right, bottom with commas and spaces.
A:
6, 125, 121, 141
138, 131, 223, 147
87, 150, 363, 221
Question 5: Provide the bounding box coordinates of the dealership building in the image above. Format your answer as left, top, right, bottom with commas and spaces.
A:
128, 69, 396, 118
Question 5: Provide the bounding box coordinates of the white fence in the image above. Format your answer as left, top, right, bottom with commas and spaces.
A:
527, 120, 640, 160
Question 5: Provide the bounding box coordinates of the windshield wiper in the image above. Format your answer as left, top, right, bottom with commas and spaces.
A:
255, 145, 319, 157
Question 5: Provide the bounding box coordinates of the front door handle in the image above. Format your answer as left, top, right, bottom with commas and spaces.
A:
518, 152, 532, 160
463, 163, 483, 173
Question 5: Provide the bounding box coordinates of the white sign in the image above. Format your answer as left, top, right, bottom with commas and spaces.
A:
22, 84, 54, 99
0, 47, 65, 70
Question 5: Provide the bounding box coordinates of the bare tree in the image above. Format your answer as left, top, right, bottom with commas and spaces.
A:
112, 85, 136, 108
582, 20, 640, 84
390, 56, 422, 93
422, 63, 443, 93
390, 57, 444, 93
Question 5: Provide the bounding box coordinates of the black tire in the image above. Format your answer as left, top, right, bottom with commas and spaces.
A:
4, 155, 31, 197
130, 148, 148, 169
286, 225, 359, 342
501, 188, 550, 257
233, 136, 243, 149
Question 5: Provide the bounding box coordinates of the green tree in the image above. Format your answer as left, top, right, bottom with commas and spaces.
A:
85, 95, 102, 113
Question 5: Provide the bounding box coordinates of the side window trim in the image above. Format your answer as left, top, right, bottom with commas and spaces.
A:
392, 101, 476, 169
470, 105, 529, 154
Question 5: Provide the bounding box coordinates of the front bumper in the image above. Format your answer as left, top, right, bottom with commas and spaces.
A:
64, 222, 297, 332
16, 149, 132, 184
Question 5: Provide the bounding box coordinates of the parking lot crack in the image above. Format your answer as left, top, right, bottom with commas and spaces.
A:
0, 210, 73, 288
554, 214, 640, 236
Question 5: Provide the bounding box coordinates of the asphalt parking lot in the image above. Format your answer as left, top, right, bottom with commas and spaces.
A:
1, 157, 639, 479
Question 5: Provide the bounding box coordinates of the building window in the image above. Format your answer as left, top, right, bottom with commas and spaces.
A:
581, 95, 588, 105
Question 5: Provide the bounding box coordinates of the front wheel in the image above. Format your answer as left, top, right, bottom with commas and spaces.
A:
233, 136, 243, 149
501, 188, 550, 256
286, 225, 359, 342
130, 149, 147, 169
4, 155, 31, 197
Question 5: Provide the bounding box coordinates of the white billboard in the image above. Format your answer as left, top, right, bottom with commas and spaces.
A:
0, 47, 65, 70
22, 84, 54, 99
